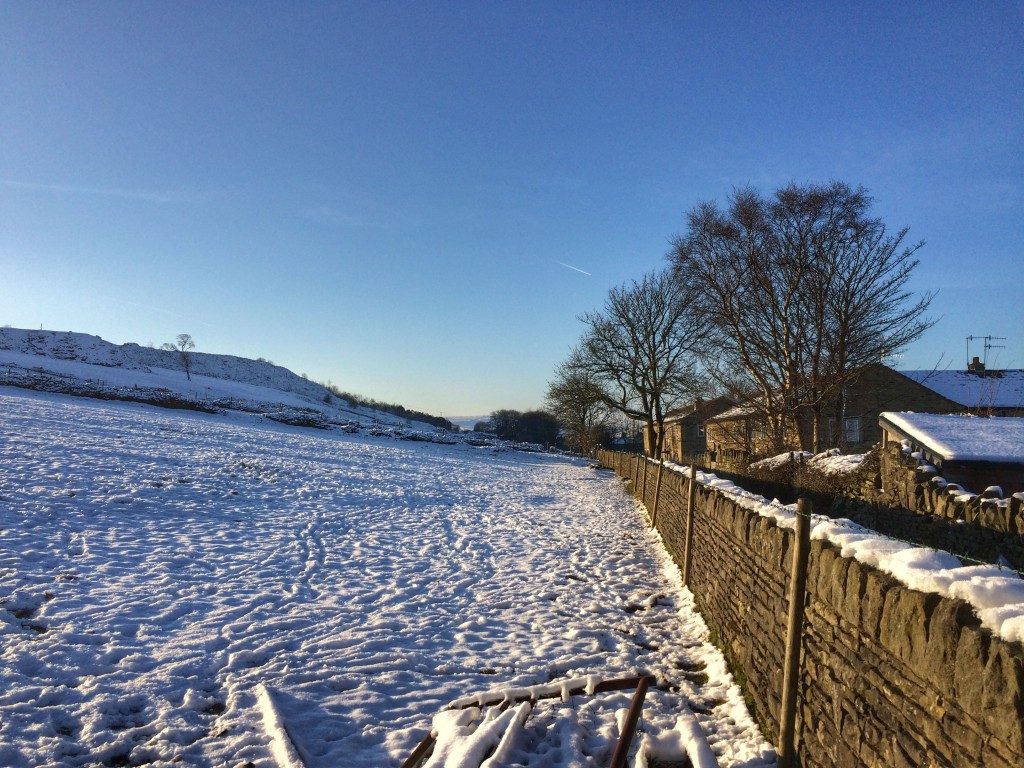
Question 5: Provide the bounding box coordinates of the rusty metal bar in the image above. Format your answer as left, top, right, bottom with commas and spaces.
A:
448, 674, 655, 710
400, 731, 437, 768
607, 675, 653, 768
400, 697, 520, 768
402, 674, 657, 767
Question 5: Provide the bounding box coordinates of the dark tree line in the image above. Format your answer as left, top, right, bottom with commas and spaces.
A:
477, 409, 561, 446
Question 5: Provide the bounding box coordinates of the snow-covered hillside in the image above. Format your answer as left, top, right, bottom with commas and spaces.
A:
0, 327, 438, 431
0, 389, 772, 768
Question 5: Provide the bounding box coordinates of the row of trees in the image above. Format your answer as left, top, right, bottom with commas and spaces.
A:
475, 409, 561, 446
548, 181, 934, 457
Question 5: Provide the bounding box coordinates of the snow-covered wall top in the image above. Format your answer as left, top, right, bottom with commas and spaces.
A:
881, 411, 1024, 463
899, 368, 1024, 409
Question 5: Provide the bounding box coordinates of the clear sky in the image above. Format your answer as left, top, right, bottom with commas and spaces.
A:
2, 2, 1021, 419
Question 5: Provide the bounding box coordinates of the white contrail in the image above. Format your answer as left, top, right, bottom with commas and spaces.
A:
556, 260, 591, 276
0, 178, 180, 203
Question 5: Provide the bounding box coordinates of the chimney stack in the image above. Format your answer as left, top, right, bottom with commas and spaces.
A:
968, 356, 986, 372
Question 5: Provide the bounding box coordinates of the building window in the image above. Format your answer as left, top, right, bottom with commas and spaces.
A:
843, 417, 861, 444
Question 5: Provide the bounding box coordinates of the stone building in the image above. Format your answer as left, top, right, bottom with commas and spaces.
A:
703, 362, 1024, 460
642, 396, 736, 461
880, 411, 1024, 495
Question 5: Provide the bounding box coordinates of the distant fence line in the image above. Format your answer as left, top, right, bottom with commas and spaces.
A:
598, 449, 1024, 768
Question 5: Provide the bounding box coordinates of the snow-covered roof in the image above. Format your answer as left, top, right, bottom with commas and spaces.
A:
880, 411, 1024, 463
706, 403, 758, 422
898, 369, 1024, 409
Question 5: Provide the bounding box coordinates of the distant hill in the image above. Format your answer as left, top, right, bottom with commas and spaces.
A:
0, 327, 450, 431
450, 415, 489, 431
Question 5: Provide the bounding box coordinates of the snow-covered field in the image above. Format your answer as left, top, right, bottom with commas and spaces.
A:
0, 389, 772, 768
0, 327, 443, 431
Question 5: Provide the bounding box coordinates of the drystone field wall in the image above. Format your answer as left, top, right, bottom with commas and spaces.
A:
598, 450, 1024, 768
880, 442, 1024, 533
874, 442, 1024, 569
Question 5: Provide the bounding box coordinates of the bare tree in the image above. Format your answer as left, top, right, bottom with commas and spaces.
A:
671, 182, 933, 451
545, 364, 608, 455
162, 333, 196, 381
488, 409, 521, 441
571, 269, 706, 458
671, 191, 801, 450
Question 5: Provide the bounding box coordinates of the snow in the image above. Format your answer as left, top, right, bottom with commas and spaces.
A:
881, 411, 1024, 463
423, 703, 531, 768
706, 404, 757, 422
0, 327, 440, 431
0, 389, 773, 768
636, 710, 720, 768
256, 685, 308, 768
806, 450, 866, 476
749, 451, 811, 471
898, 368, 1024, 410
749, 449, 865, 476
658, 458, 1024, 643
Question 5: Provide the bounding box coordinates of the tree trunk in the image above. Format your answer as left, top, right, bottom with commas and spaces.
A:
644, 421, 657, 458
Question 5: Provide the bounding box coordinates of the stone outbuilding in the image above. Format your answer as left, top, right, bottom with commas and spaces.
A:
879, 411, 1024, 496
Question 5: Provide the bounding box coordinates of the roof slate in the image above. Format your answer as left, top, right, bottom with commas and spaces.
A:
898, 369, 1024, 409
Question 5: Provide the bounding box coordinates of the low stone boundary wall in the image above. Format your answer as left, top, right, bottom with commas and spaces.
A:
598, 449, 1024, 768
881, 442, 1024, 533
873, 441, 1024, 569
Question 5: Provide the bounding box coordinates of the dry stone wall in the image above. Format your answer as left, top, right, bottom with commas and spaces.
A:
599, 450, 1024, 768
864, 442, 1024, 569
881, 442, 1023, 534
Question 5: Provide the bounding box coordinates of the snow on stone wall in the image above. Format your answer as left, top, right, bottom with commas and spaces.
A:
881, 442, 1024, 533
600, 450, 1024, 768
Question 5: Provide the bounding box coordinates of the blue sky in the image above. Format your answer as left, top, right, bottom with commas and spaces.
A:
2, 2, 1021, 418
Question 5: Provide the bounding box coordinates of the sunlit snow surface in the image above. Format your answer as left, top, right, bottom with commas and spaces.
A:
0, 389, 772, 768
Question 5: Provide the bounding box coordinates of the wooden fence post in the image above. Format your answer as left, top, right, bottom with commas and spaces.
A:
634, 454, 642, 497
778, 497, 812, 768
681, 464, 698, 587
640, 456, 649, 504
650, 461, 664, 528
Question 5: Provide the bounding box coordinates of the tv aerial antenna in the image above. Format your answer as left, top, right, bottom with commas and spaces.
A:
966, 335, 1007, 367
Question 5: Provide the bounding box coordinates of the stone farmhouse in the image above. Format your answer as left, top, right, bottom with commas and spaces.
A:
641, 396, 736, 462
700, 362, 1024, 461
